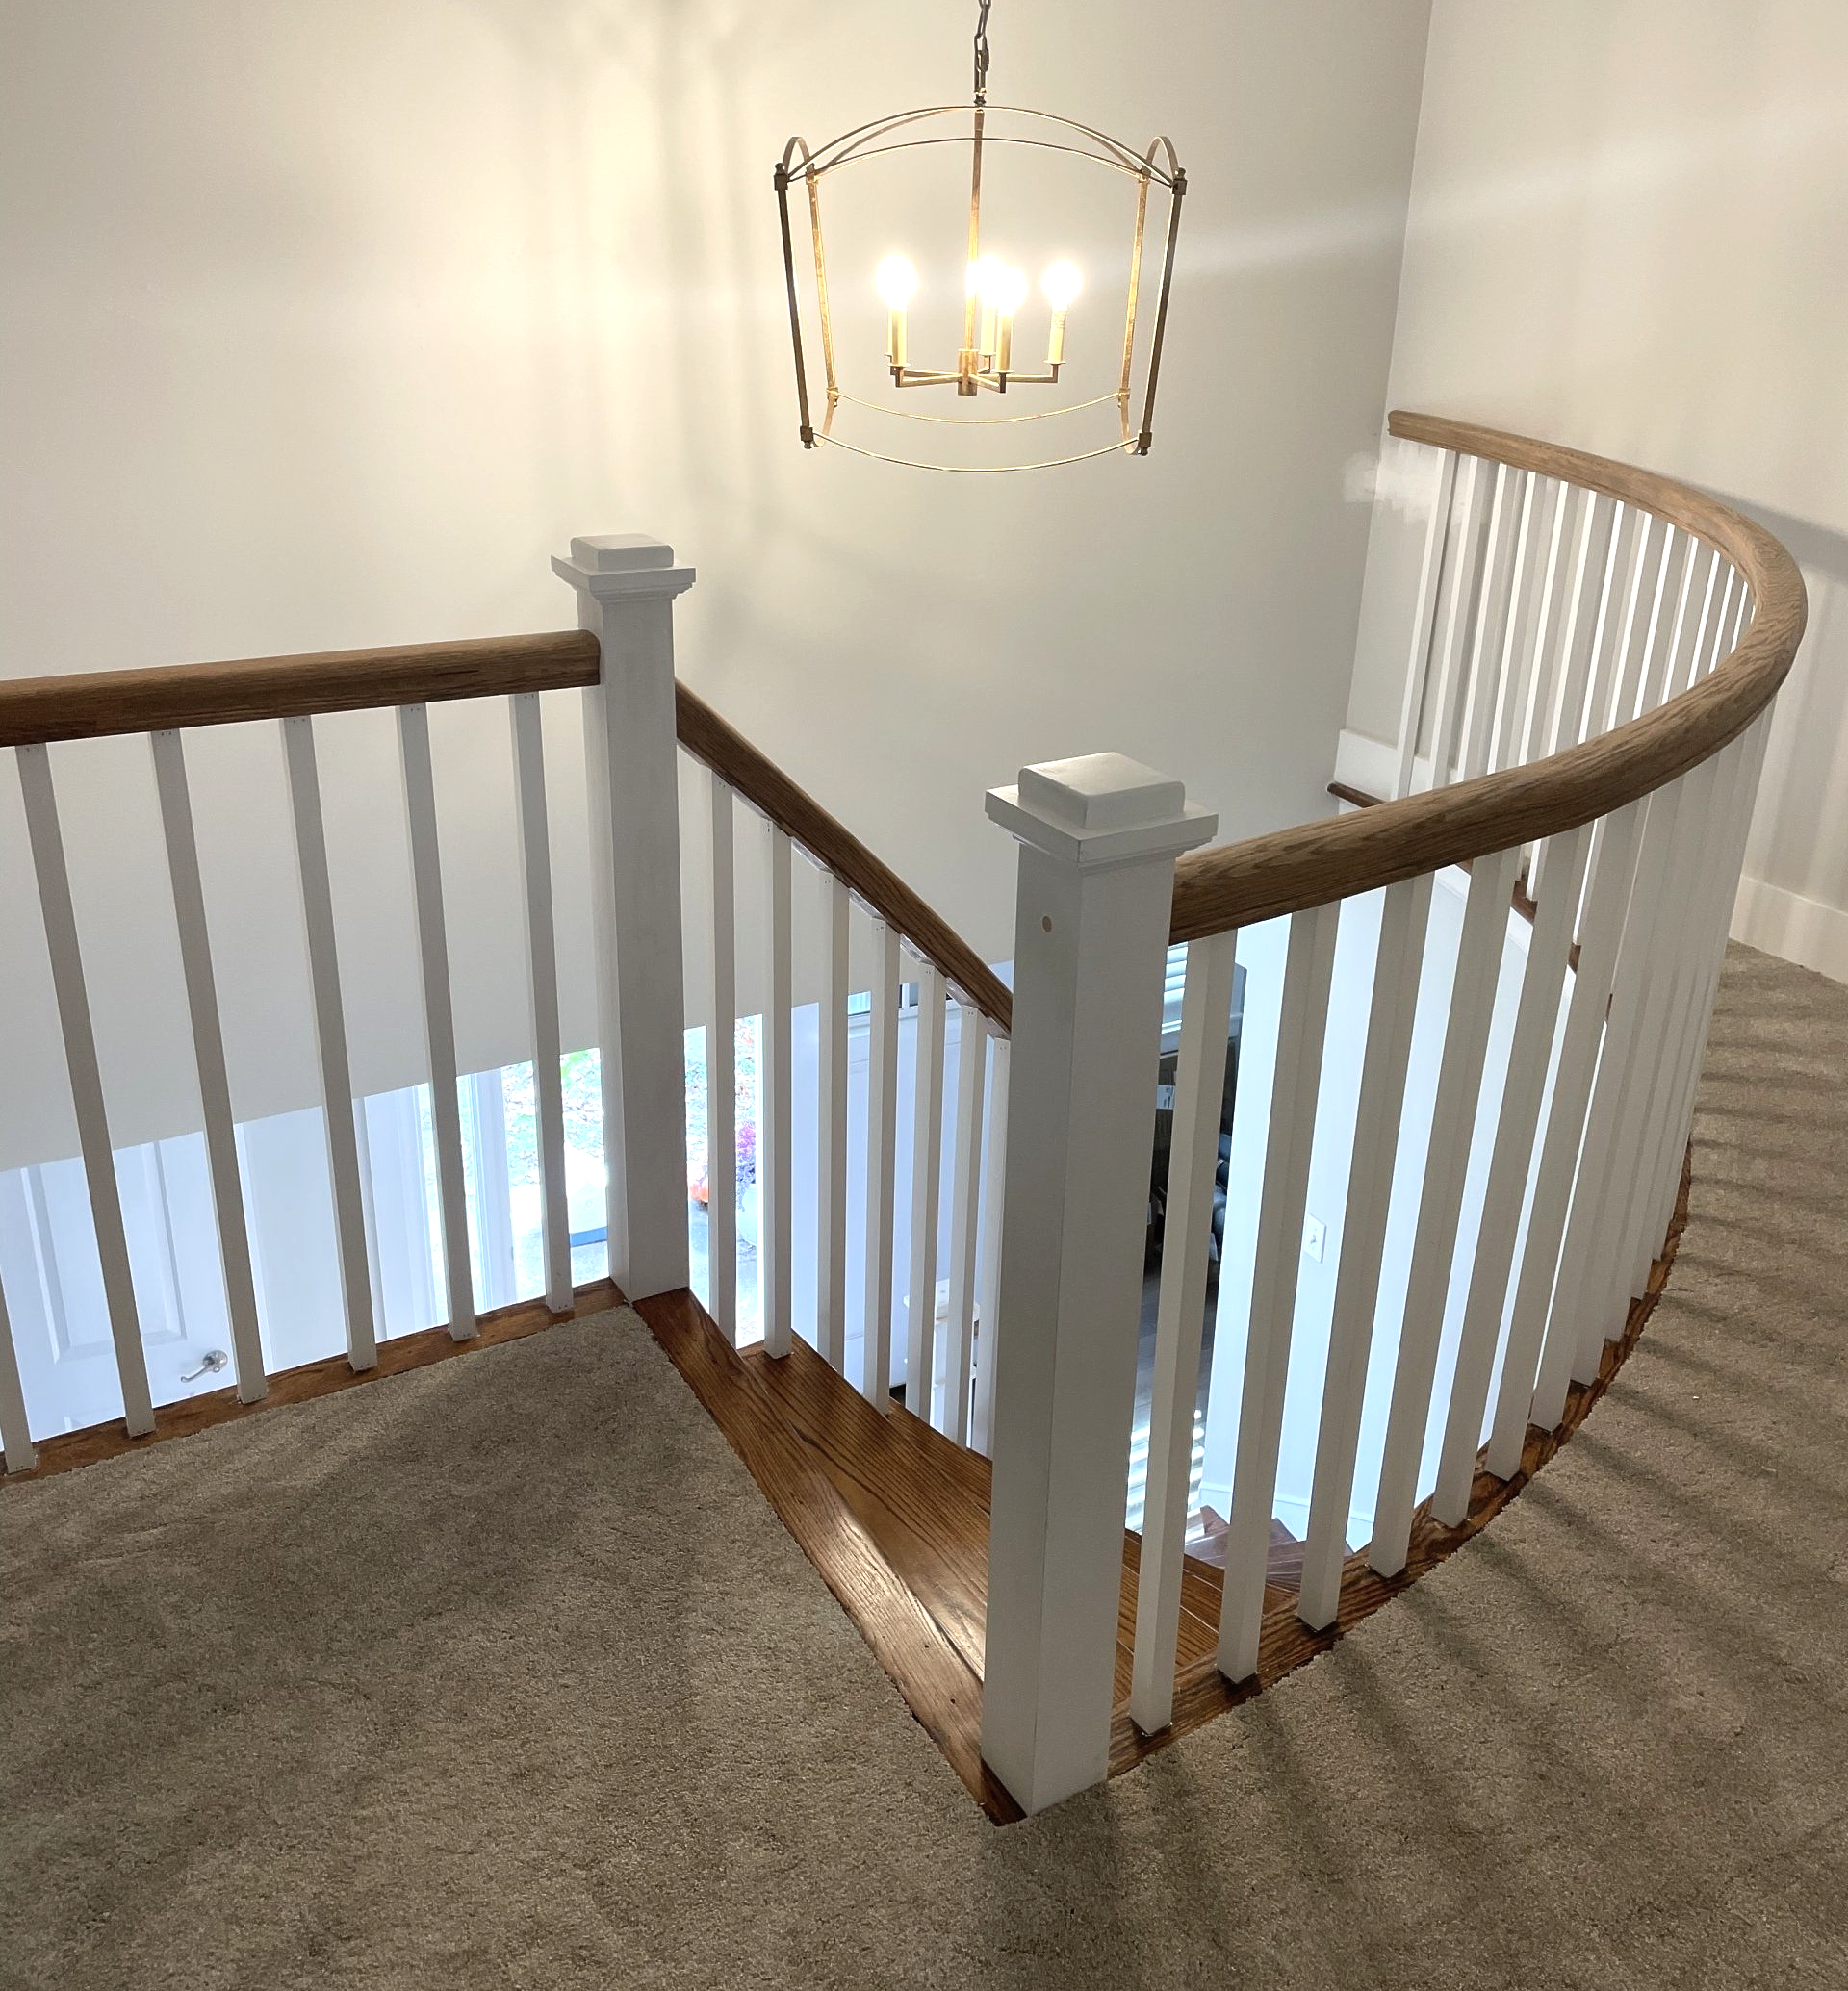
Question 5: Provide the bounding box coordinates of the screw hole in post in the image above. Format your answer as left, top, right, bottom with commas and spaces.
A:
1041, 916, 1053, 932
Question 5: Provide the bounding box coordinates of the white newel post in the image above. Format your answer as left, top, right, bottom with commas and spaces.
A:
980, 753, 1216, 1815
552, 534, 696, 1301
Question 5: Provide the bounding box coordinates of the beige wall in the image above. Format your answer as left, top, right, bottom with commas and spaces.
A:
0, 0, 1432, 1162
1348, 0, 1848, 979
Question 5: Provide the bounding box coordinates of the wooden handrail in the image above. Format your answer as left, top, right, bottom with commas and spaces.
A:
1169, 412, 1808, 943
0, 630, 602, 746
0, 624, 1009, 1030
675, 683, 1013, 1033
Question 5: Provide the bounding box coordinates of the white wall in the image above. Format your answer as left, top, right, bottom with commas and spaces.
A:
0, 0, 1432, 1167
1346, 0, 1848, 981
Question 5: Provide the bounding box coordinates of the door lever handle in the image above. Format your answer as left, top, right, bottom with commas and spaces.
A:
180, 1349, 230, 1384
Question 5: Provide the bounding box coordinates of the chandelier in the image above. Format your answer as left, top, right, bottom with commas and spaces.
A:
774, 0, 1187, 472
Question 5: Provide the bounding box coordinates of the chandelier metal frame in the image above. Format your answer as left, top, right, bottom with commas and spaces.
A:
774, 4, 1186, 472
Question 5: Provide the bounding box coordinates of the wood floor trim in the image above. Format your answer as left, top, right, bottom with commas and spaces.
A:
1, 1277, 629, 1488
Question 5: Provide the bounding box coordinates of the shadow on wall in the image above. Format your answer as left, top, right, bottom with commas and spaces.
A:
1712, 492, 1847, 915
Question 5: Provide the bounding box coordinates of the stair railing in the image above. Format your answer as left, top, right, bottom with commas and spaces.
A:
979, 414, 1807, 1813
0, 535, 694, 1468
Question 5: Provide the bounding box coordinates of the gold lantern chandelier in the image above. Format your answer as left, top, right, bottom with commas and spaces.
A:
774, 0, 1186, 472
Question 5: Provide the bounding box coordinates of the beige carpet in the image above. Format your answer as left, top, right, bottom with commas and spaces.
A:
3, 943, 1845, 1989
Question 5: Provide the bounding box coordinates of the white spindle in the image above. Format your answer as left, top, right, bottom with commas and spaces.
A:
280, 716, 377, 1371
1392, 449, 1458, 799
16, 743, 156, 1430
1370, 844, 1522, 1579
706, 775, 737, 1341
1488, 473, 1548, 773
815, 871, 850, 1369
862, 918, 901, 1409
150, 729, 266, 1403
1431, 820, 1591, 1525
1702, 567, 1739, 678
398, 705, 475, 1340
0, 1267, 35, 1470
1417, 456, 1488, 792
1642, 533, 1698, 713
1679, 549, 1724, 696
1218, 898, 1341, 1682
763, 825, 794, 1357
1457, 466, 1524, 781
1515, 482, 1582, 770
1296, 873, 1433, 1631
1485, 800, 1642, 1480
1539, 493, 1617, 762
1582, 506, 1647, 741
1130, 931, 1236, 1733
943, 1000, 988, 1446
1548, 772, 1698, 1400
508, 694, 573, 1315
904, 962, 947, 1419
970, 1031, 1010, 1456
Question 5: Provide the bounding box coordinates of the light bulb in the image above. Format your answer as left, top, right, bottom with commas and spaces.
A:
875, 254, 918, 309
982, 263, 1029, 316
966, 254, 1003, 300
1041, 260, 1082, 310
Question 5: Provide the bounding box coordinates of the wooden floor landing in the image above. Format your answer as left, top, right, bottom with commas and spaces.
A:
638, 1153, 1690, 1823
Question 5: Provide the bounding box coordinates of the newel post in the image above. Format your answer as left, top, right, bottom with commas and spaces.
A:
980, 753, 1216, 1814
552, 534, 696, 1301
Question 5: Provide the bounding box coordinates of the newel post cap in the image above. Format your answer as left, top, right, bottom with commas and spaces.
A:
552, 533, 696, 600
986, 752, 1217, 868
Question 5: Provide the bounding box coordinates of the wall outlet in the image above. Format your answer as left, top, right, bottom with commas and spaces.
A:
1303, 1215, 1328, 1263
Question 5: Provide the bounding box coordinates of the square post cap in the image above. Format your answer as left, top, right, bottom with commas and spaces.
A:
987, 752, 1217, 867
552, 533, 696, 600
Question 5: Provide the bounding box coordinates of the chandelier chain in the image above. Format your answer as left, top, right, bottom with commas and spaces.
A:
973, 0, 992, 103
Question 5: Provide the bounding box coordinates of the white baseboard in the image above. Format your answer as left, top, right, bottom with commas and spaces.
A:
1732, 874, 1848, 985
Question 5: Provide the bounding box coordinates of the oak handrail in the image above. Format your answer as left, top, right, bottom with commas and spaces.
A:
1168, 412, 1808, 942
0, 630, 603, 745
0, 623, 1011, 1033
675, 682, 1013, 1032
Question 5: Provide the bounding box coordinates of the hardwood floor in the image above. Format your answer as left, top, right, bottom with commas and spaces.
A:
639, 1152, 1691, 1822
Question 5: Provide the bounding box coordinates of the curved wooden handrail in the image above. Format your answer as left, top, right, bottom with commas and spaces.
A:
0, 630, 602, 746
675, 683, 1013, 1033
1169, 413, 1808, 942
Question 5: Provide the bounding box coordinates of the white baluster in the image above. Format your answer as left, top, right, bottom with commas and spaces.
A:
1486, 800, 1642, 1479
1296, 874, 1433, 1630
1431, 819, 1591, 1525
1488, 472, 1547, 773
762, 825, 794, 1357
1392, 449, 1458, 800
1605, 515, 1669, 731
904, 962, 947, 1419
1678, 549, 1724, 696
1556, 766, 1707, 1390
16, 743, 155, 1430
1582, 506, 1647, 741
398, 704, 475, 1340
1417, 456, 1488, 793
1130, 932, 1236, 1733
815, 872, 850, 1370
552, 535, 696, 1300
706, 774, 737, 1342
1218, 898, 1341, 1682
1531, 496, 1617, 898
509, 694, 573, 1315
861, 919, 901, 1409
0, 1264, 36, 1470
1370, 844, 1522, 1579
280, 716, 376, 1371
981, 754, 1216, 1815
1457, 467, 1525, 780
1515, 482, 1581, 770
1701, 567, 1739, 678
1641, 533, 1698, 713
150, 729, 266, 1403
1531, 778, 1685, 1425
943, 1000, 988, 1447
970, 1031, 1010, 1456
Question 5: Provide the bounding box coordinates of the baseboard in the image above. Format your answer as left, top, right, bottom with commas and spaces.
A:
1333, 727, 1434, 803
1732, 874, 1848, 985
